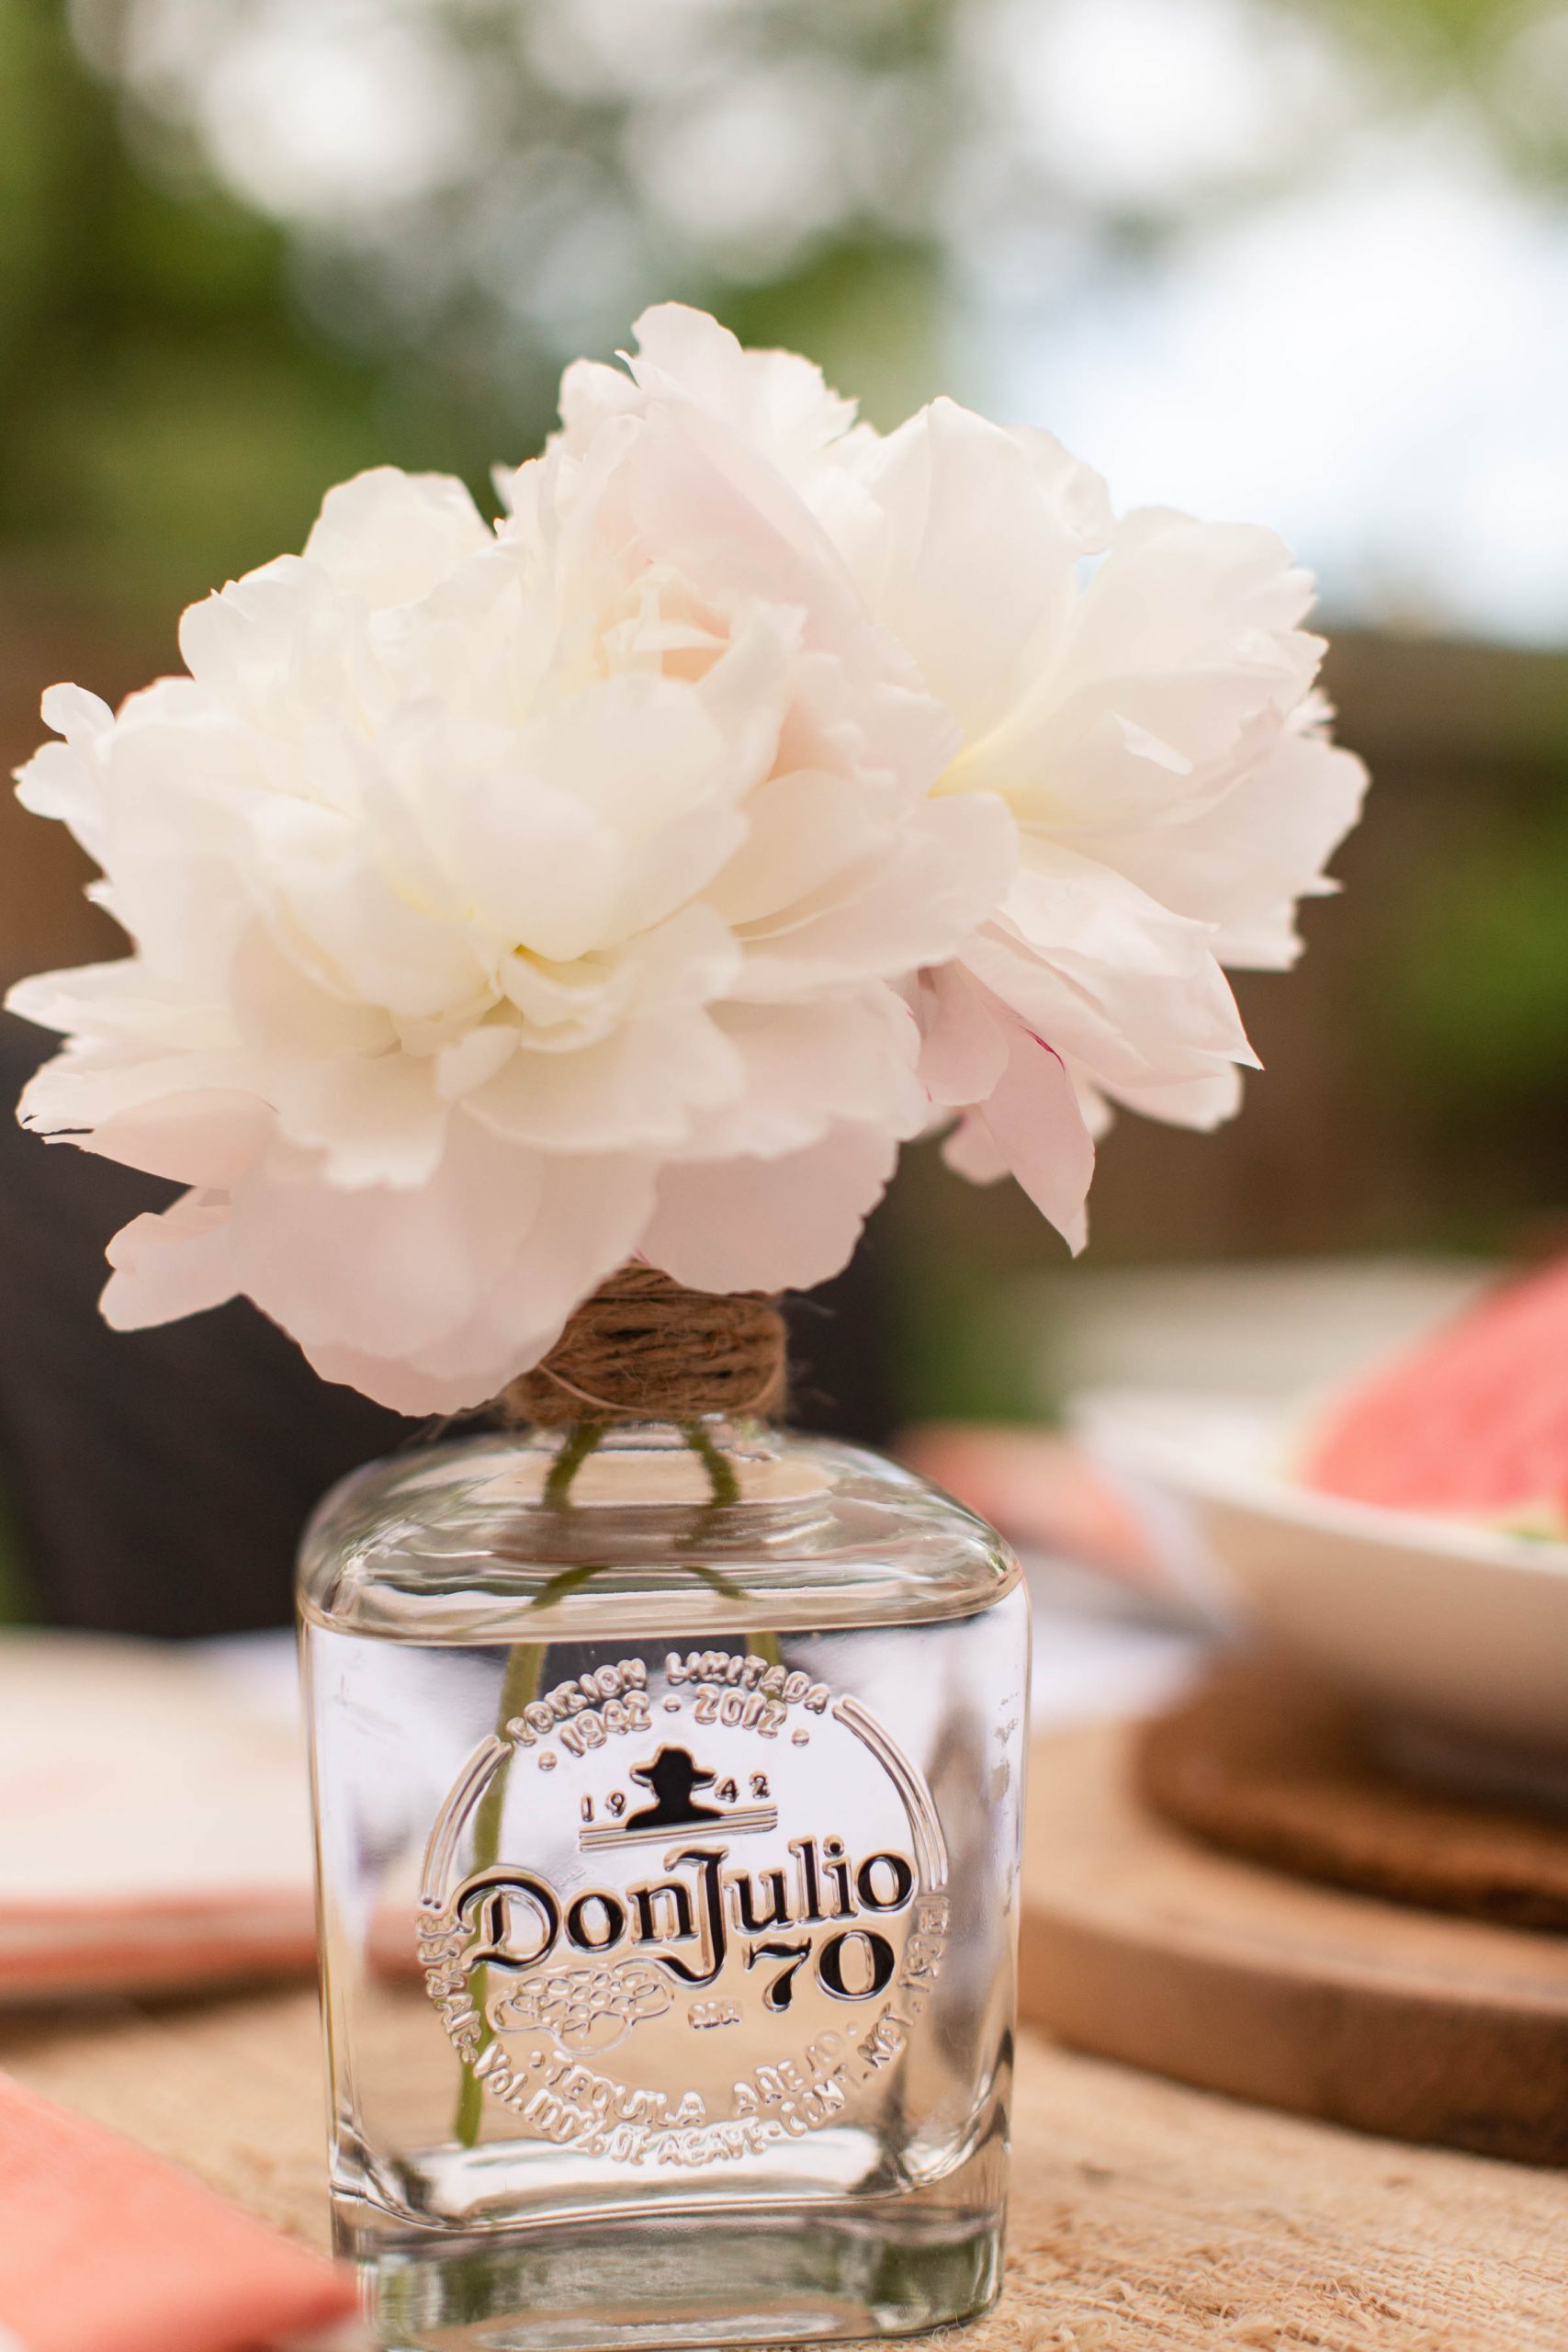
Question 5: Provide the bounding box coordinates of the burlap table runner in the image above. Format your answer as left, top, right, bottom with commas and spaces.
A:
3, 1984, 1562, 2350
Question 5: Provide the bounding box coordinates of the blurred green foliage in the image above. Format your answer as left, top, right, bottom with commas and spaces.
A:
1387, 804, 1568, 1113
0, 0, 954, 616
1, 0, 1562, 616
0, 2, 393, 616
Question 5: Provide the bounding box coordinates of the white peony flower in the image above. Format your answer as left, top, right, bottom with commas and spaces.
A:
9, 435, 1011, 1411
564, 307, 1368, 1249
9, 303, 1365, 1411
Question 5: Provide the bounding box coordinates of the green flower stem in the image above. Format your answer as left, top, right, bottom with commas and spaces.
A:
544, 1417, 606, 1508
453, 1422, 604, 2145
452, 1638, 547, 2147
680, 1418, 740, 1507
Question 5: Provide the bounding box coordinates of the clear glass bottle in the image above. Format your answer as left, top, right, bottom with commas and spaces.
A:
299, 1417, 1029, 2351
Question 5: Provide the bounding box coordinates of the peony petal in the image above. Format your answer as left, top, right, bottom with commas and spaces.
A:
953, 1016, 1097, 1253
14, 737, 110, 867
626, 303, 860, 472
302, 468, 493, 606
705, 768, 886, 929
7, 961, 236, 1053
468, 1007, 743, 1155
17, 1041, 259, 1146
39, 682, 114, 741
83, 1091, 273, 1188
266, 1050, 449, 1190
1097, 1063, 1245, 1132
227, 1122, 538, 1362
301, 1149, 655, 1412
434, 1022, 518, 1101
840, 397, 1111, 742
913, 964, 1010, 1110
942, 1109, 1010, 1185
960, 837, 1258, 1097
677, 992, 925, 1160
735, 793, 1015, 998
101, 1192, 240, 1329
950, 506, 1326, 843
228, 925, 397, 1061
643, 1122, 898, 1294
176, 559, 327, 720
1085, 717, 1368, 971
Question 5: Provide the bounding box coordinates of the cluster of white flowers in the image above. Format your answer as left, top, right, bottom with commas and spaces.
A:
10, 306, 1365, 1412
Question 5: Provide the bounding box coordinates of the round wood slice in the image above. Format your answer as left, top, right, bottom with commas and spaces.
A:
1138, 1657, 1568, 1928
1021, 1717, 1568, 2165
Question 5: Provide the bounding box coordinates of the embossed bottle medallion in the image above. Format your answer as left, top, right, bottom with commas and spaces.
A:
418, 1648, 950, 2165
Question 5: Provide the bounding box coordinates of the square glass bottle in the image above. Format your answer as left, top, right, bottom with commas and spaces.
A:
299, 1417, 1029, 2351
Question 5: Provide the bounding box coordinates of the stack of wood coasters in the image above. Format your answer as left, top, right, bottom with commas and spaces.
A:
1020, 1656, 1568, 2165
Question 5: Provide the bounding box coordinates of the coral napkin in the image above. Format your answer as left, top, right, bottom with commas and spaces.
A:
0, 2073, 361, 2351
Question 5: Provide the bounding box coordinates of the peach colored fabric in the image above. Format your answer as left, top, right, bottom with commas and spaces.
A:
897, 1424, 1156, 1580
0, 2072, 356, 2352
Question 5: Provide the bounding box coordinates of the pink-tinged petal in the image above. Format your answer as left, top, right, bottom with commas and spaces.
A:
679, 993, 924, 1161
625, 303, 860, 471
552, 356, 643, 449
643, 1124, 897, 1294
954, 1022, 1097, 1254
840, 396, 1111, 741
706, 768, 886, 928
15, 686, 117, 865
942, 1109, 1010, 1184
1085, 718, 1369, 971
301, 1150, 655, 1412
611, 400, 933, 776
101, 1193, 239, 1329
227, 1124, 541, 1361
952, 505, 1331, 842
468, 1009, 743, 1156
82, 1092, 273, 1189
17, 1043, 258, 1146
735, 794, 1014, 999
960, 835, 1258, 1099
1070, 508, 1316, 686
1096, 1064, 1245, 1132
913, 964, 1010, 1110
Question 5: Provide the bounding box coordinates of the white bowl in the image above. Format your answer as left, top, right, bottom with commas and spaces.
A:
1074, 1386, 1568, 1759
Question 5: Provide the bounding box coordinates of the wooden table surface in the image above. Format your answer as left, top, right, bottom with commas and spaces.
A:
3, 1983, 1563, 2351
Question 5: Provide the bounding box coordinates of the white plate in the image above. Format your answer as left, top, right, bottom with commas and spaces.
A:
1073, 1387, 1568, 1758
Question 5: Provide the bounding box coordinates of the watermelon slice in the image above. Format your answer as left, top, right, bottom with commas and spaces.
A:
1301, 1255, 1568, 1533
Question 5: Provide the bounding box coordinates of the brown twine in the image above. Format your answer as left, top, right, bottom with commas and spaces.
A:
502, 1264, 786, 1427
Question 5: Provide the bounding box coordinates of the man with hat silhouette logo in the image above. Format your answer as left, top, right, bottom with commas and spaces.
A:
622, 1747, 727, 1831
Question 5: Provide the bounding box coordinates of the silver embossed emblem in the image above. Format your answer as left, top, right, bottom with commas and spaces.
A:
418, 1648, 949, 2164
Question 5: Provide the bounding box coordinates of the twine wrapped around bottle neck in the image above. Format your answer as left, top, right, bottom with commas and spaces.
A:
502, 1264, 786, 1428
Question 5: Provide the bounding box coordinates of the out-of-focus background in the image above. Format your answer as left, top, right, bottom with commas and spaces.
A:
1, 0, 1565, 1633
